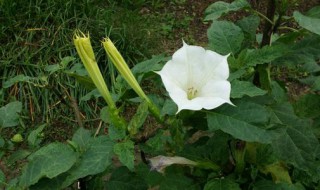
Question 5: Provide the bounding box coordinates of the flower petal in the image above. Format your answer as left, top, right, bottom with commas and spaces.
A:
156, 41, 233, 113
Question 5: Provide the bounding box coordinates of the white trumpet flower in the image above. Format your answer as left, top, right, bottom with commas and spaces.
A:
156, 42, 233, 113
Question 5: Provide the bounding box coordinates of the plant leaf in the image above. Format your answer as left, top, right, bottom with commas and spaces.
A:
236, 15, 260, 45
0, 101, 22, 128
27, 124, 46, 148
294, 94, 320, 118
159, 169, 199, 190
237, 45, 287, 67
207, 101, 283, 143
71, 127, 92, 151
294, 10, 320, 35
270, 103, 320, 172
208, 21, 244, 55
19, 143, 77, 187
128, 101, 149, 136
204, 0, 250, 21
3, 75, 31, 88
132, 54, 168, 76
305, 6, 320, 17
106, 167, 148, 190
204, 178, 241, 190
231, 80, 267, 98
114, 140, 135, 171
253, 180, 305, 190
61, 136, 114, 188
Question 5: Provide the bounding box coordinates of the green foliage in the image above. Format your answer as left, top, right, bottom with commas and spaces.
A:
128, 101, 149, 136
114, 140, 135, 171
293, 6, 320, 35
27, 124, 46, 148
0, 101, 22, 128
208, 21, 244, 55
207, 100, 282, 144
1, 0, 320, 189
204, 178, 241, 190
204, 0, 250, 21
19, 143, 77, 187
231, 80, 267, 98
106, 167, 148, 190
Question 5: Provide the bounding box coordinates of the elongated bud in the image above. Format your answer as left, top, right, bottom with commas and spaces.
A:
102, 38, 149, 101
102, 38, 162, 121
73, 32, 116, 109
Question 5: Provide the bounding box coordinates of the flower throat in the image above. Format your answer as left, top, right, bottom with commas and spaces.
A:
187, 87, 198, 100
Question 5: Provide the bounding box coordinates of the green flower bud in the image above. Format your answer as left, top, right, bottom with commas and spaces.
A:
11, 134, 23, 143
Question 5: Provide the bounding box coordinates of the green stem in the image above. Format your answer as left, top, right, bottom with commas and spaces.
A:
278, 26, 299, 32
251, 9, 274, 25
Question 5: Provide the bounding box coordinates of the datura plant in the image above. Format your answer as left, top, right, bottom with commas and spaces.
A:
156, 42, 233, 113
4, 1, 320, 190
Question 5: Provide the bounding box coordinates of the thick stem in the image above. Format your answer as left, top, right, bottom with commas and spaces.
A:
261, 0, 276, 47
253, 0, 276, 89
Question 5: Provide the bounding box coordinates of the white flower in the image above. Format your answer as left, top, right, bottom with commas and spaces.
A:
156, 42, 233, 113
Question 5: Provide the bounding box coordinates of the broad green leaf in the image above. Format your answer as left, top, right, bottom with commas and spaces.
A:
253, 180, 305, 190
106, 167, 148, 190
231, 80, 267, 98
132, 54, 168, 76
7, 149, 31, 165
0, 101, 22, 128
204, 178, 241, 190
272, 125, 320, 171
61, 136, 114, 188
229, 68, 247, 81
270, 81, 288, 103
299, 76, 320, 91
208, 21, 244, 55
181, 131, 230, 166
204, 0, 250, 21
71, 127, 92, 151
306, 6, 320, 17
108, 124, 127, 141
161, 99, 178, 116
19, 143, 77, 187
294, 11, 320, 35
270, 103, 311, 127
159, 169, 199, 190
270, 103, 320, 172
274, 35, 320, 67
294, 94, 320, 118
237, 45, 287, 67
207, 101, 283, 143
27, 124, 46, 148
3, 75, 31, 88
29, 174, 68, 190
144, 130, 171, 154
136, 164, 164, 187
114, 140, 135, 171
236, 15, 260, 44
128, 101, 149, 136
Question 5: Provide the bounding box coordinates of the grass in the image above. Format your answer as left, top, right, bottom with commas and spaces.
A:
0, 0, 165, 131
0, 0, 201, 143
